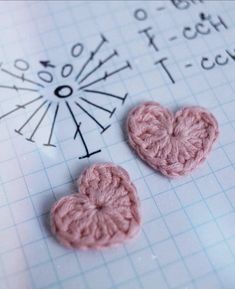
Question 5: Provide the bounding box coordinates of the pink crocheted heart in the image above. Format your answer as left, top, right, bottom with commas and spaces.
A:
50, 163, 141, 249
127, 102, 219, 178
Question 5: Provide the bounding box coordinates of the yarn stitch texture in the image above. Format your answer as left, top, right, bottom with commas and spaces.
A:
127, 102, 219, 178
50, 163, 141, 249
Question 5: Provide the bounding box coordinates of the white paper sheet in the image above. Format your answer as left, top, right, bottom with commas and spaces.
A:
0, 1, 235, 289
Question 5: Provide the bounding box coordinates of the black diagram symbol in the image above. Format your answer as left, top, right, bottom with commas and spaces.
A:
0, 34, 132, 159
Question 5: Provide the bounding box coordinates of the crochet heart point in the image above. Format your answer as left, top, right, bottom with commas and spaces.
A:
50, 163, 141, 249
127, 102, 219, 178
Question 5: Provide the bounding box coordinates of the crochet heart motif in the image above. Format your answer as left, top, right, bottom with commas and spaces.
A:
50, 163, 141, 249
127, 102, 219, 178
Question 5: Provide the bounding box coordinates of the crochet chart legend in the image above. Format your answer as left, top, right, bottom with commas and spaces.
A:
134, 0, 232, 83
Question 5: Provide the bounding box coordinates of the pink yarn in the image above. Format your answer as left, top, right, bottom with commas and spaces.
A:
127, 102, 219, 178
50, 163, 141, 249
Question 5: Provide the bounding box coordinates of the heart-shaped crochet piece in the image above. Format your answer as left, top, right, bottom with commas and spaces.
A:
50, 163, 141, 249
127, 102, 219, 178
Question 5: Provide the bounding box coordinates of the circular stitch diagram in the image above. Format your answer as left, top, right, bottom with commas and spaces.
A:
0, 34, 132, 159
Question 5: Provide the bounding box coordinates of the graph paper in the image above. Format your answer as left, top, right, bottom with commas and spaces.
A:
0, 1, 235, 289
